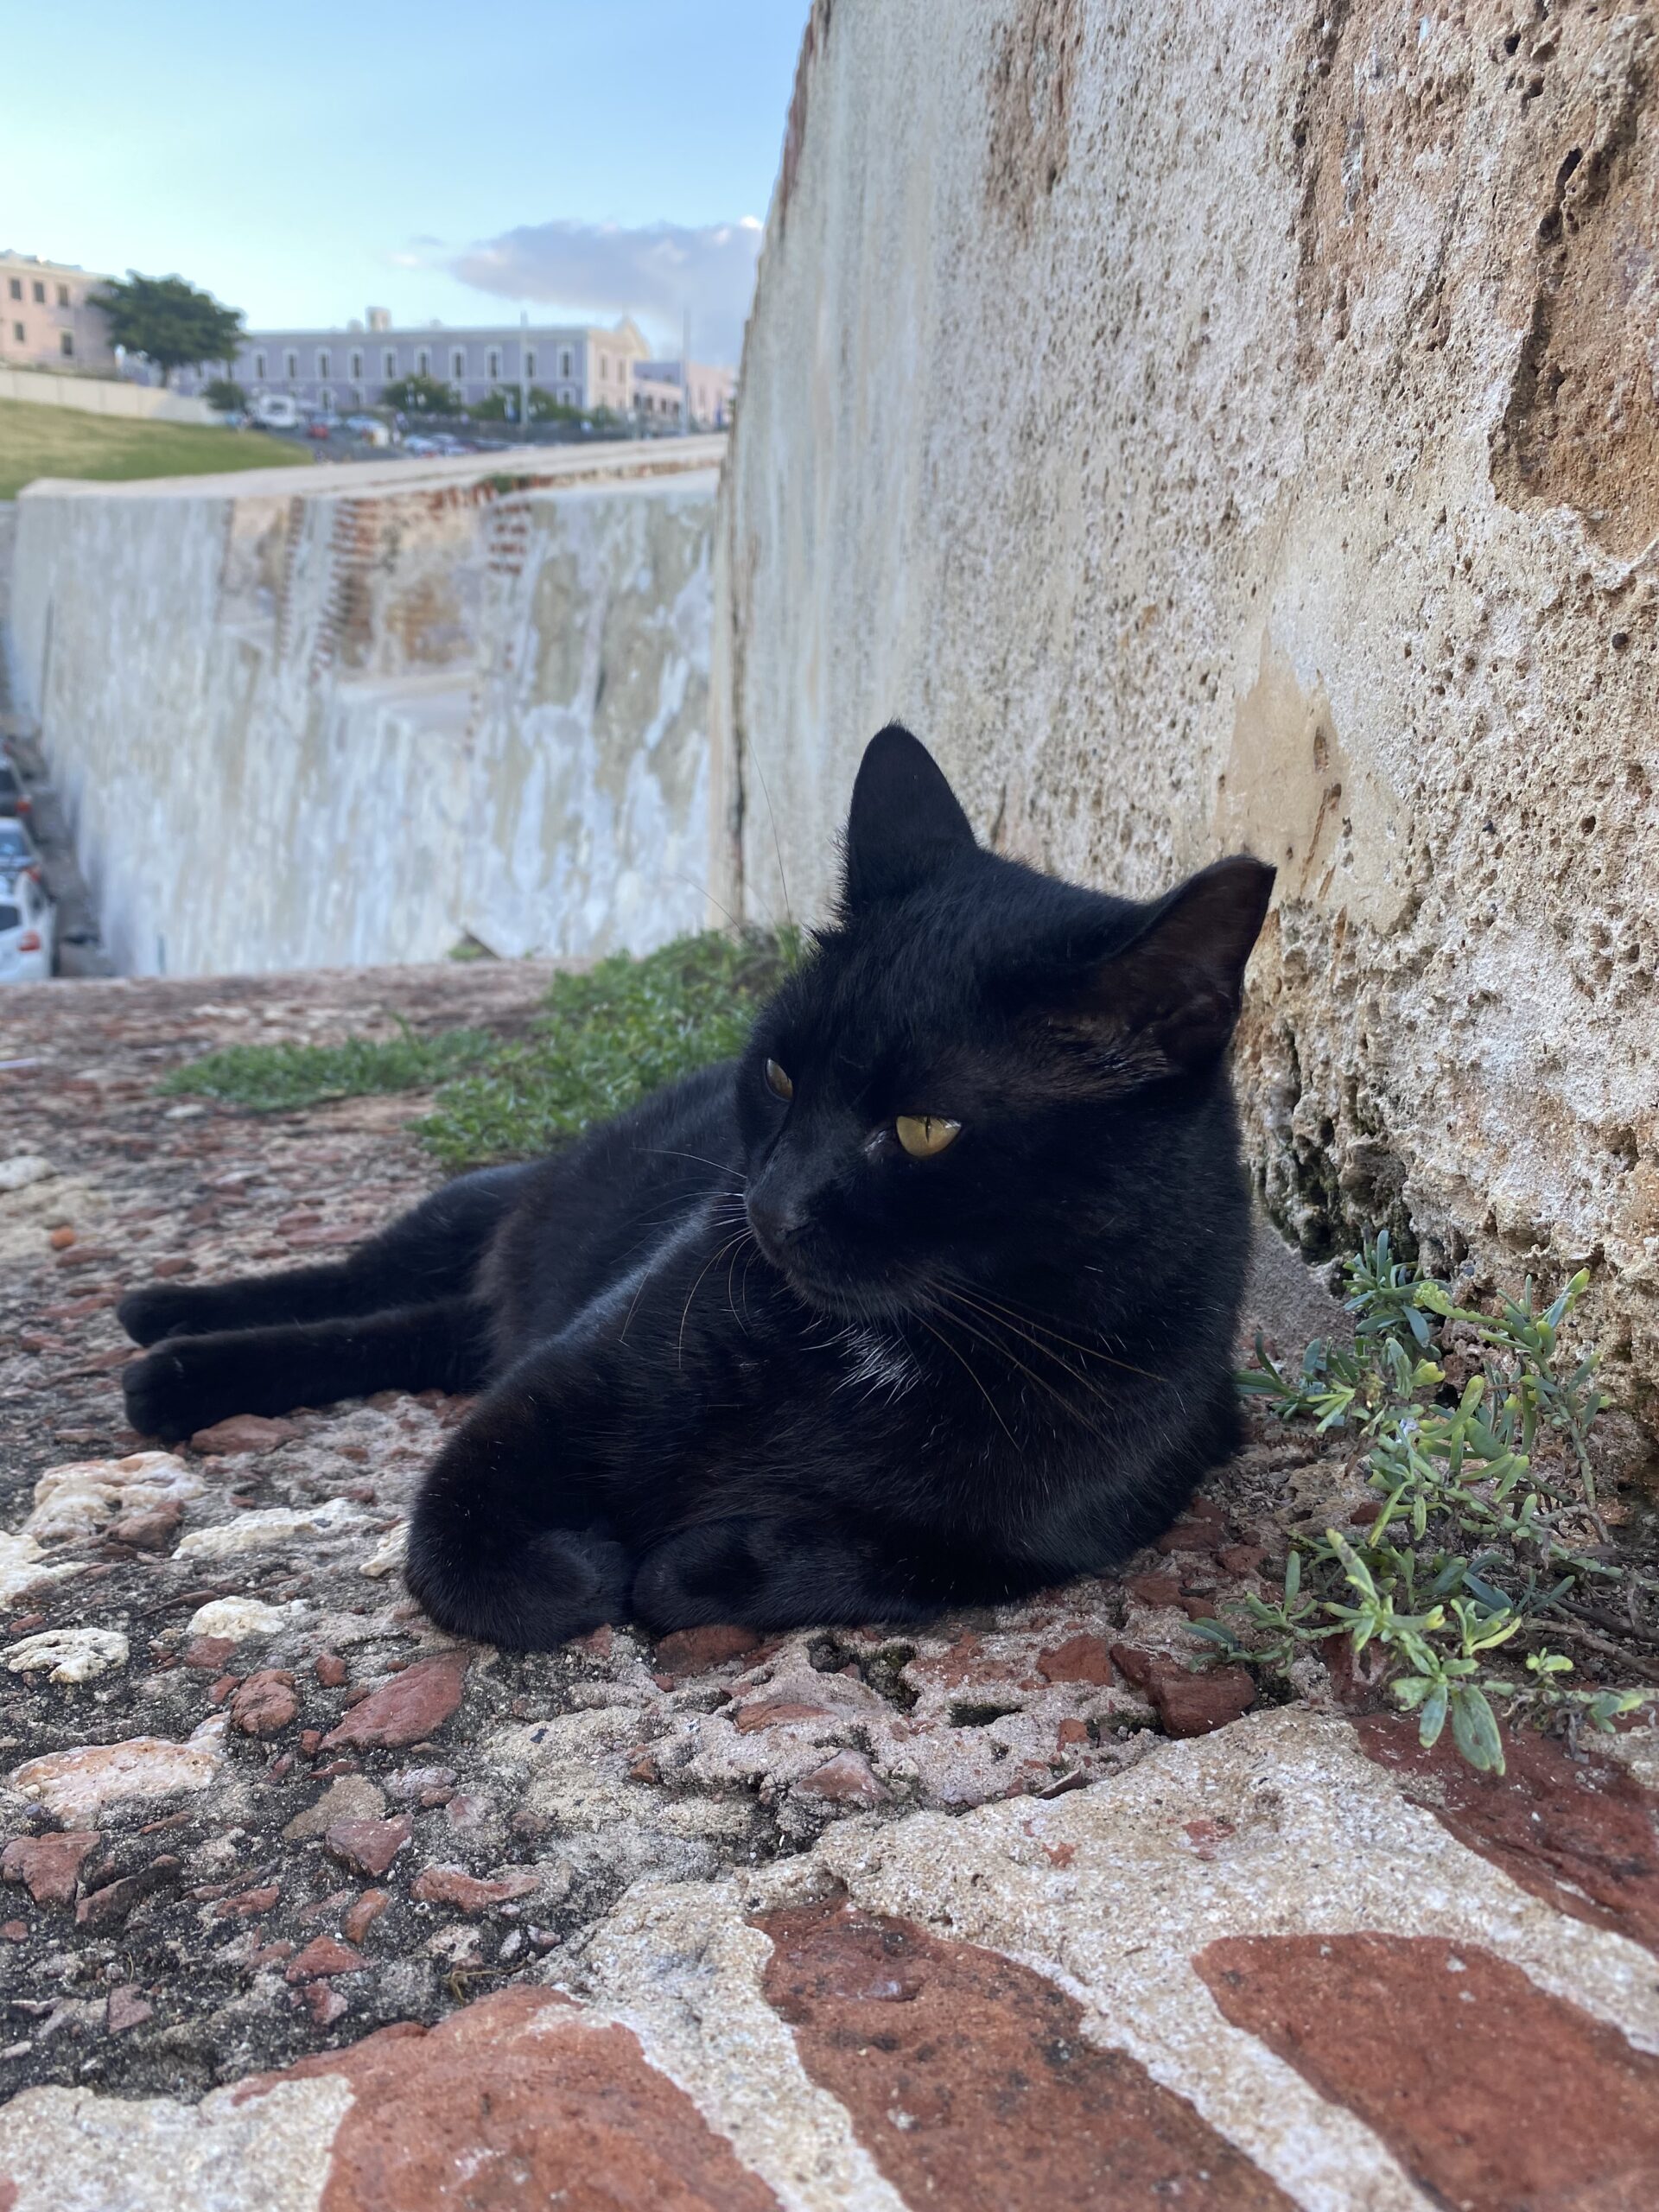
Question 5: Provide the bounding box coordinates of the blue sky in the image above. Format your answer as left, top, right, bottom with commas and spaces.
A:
3, 1, 810, 360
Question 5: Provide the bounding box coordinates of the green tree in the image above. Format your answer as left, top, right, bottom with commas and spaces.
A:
91, 273, 244, 387
383, 373, 461, 415
202, 377, 246, 414
471, 385, 580, 425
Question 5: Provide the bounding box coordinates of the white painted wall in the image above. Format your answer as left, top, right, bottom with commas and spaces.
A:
10, 442, 724, 976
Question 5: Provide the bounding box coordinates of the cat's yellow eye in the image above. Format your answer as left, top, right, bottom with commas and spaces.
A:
895, 1113, 962, 1159
765, 1058, 795, 1102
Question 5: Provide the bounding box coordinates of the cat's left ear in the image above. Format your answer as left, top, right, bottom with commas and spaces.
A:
842, 724, 977, 911
1059, 857, 1276, 1076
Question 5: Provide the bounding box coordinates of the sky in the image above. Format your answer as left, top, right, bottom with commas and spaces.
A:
3, 1, 810, 363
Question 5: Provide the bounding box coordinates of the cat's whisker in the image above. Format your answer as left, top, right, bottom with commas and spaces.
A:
933, 1284, 1122, 1410
923, 1289, 1112, 1443
640, 1147, 749, 1180
912, 1313, 1020, 1450
677, 1231, 752, 1365
938, 1278, 1166, 1385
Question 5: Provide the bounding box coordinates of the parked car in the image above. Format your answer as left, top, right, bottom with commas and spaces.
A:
402, 434, 442, 455
249, 393, 302, 431
0, 760, 30, 821
0, 817, 42, 876
0, 868, 54, 982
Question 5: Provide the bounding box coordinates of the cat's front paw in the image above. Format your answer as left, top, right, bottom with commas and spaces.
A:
121, 1339, 235, 1443
118, 1281, 218, 1347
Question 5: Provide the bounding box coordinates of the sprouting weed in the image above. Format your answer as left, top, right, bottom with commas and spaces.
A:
1208, 1233, 1651, 1774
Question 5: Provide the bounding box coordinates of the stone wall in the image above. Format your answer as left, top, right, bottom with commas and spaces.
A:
10, 441, 724, 976
713, 0, 1659, 1414
0, 368, 215, 424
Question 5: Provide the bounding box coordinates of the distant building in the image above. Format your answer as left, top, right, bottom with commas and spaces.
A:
191, 313, 658, 416
635, 359, 738, 430
0, 251, 115, 374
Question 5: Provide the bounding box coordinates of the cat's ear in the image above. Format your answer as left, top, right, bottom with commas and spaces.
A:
842, 724, 976, 910
1054, 857, 1275, 1077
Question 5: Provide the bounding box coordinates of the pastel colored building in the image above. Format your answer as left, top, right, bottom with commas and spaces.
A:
0, 251, 115, 375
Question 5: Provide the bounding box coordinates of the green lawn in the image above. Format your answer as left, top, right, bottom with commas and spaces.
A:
0, 398, 309, 499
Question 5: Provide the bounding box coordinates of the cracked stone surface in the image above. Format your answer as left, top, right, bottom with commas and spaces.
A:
2, 963, 1657, 2205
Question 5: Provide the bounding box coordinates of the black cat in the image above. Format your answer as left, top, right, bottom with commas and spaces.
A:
120, 727, 1273, 1649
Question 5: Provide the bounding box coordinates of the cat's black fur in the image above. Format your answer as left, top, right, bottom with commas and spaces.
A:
119, 728, 1273, 1649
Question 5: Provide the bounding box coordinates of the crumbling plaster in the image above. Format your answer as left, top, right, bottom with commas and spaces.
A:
712, 0, 1659, 1412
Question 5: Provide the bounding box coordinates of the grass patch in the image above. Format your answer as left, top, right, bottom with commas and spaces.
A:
416, 931, 795, 1169
158, 931, 797, 1162
159, 1025, 499, 1114
1205, 1236, 1654, 1771
0, 398, 308, 499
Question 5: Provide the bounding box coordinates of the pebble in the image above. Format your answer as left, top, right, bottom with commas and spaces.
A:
4, 1628, 130, 1685
188, 1415, 298, 1456
174, 1496, 369, 1561
325, 1817, 411, 1878
10, 1719, 227, 1823
320, 1654, 469, 1751
1, 1831, 99, 1907
410, 1865, 543, 1915
230, 1670, 299, 1736
186, 1596, 303, 1643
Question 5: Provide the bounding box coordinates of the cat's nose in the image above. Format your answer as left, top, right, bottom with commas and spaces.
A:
747, 1190, 806, 1256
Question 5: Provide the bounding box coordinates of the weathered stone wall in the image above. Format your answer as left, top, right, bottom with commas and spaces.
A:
10, 441, 724, 976
713, 0, 1659, 1412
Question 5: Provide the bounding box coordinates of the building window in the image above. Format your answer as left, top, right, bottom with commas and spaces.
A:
450, 347, 466, 380
383, 347, 397, 378
316, 348, 331, 379
600, 356, 608, 381
560, 347, 572, 378
486, 347, 500, 380
351, 385, 365, 406
56, 283, 69, 307
349, 348, 363, 379
11, 322, 23, 344
31, 281, 44, 304
416, 346, 430, 377
60, 331, 73, 357
524, 349, 536, 378
284, 349, 298, 379
320, 387, 334, 409
6, 279, 18, 301
254, 350, 266, 379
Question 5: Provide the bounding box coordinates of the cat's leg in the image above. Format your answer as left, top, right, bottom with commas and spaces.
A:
123, 1295, 493, 1443
404, 1359, 632, 1651
118, 1164, 529, 1347
632, 1516, 1034, 1633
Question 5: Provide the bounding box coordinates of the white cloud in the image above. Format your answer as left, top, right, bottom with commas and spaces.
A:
446, 217, 763, 365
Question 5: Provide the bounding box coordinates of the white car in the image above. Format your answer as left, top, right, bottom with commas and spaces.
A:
0, 868, 54, 982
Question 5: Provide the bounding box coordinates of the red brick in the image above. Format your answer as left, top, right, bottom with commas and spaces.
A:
730, 1698, 838, 1734
1109, 1645, 1255, 1736
1036, 1634, 1115, 1686
247, 1986, 782, 2210
1196, 1932, 1659, 2210
652, 1624, 761, 1675
756, 1895, 1290, 2209
1355, 1714, 1659, 1955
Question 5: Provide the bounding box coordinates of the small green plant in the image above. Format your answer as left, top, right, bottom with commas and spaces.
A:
159, 1022, 498, 1113
1203, 1235, 1654, 1773
157, 931, 798, 1163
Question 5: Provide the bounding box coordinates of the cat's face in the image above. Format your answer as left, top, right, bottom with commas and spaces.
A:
736, 727, 1273, 1322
